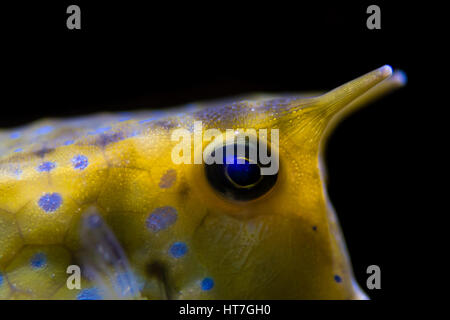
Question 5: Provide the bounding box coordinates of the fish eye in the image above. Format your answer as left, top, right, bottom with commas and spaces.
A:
204, 140, 278, 201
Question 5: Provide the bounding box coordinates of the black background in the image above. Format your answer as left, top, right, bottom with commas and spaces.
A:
2, 1, 419, 304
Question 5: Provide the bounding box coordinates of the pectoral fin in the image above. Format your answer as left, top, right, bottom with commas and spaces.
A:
78, 207, 141, 299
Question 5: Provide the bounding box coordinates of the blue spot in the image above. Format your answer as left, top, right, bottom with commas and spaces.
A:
98, 126, 111, 133
0, 272, 3, 286
72, 155, 89, 170
312, 226, 317, 231
129, 130, 140, 137
77, 288, 102, 300
201, 278, 214, 291
146, 206, 177, 232
159, 169, 177, 188
96, 131, 124, 147
63, 140, 75, 146
169, 242, 188, 258
10, 131, 21, 139
38, 193, 62, 212
88, 126, 111, 135
334, 275, 342, 283
35, 126, 53, 135
118, 113, 132, 122
37, 161, 56, 172
30, 253, 47, 268
154, 119, 177, 130
138, 118, 155, 124
14, 148, 23, 153
13, 167, 22, 179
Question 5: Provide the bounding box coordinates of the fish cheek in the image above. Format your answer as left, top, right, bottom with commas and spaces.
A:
191, 211, 335, 299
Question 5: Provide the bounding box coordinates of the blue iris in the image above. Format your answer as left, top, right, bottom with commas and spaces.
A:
225, 157, 261, 187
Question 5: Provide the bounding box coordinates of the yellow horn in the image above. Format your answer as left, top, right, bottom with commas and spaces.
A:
318, 65, 394, 119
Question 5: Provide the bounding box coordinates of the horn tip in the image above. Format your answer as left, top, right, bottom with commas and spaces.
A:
392, 69, 408, 86
380, 64, 393, 77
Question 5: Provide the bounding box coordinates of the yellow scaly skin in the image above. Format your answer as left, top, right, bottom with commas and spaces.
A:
0, 66, 405, 299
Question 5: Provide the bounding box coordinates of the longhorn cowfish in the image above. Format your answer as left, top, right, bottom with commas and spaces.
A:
0, 66, 406, 300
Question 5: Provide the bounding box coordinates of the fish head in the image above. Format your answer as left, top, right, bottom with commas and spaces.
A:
103, 65, 402, 299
